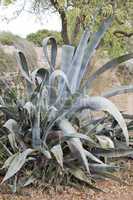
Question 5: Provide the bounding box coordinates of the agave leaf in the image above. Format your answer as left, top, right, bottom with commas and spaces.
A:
96, 135, 115, 149
51, 144, 63, 168
11, 175, 17, 193
102, 85, 133, 98
41, 148, 52, 159
64, 133, 96, 145
49, 70, 71, 105
16, 51, 32, 83
8, 133, 18, 151
83, 53, 133, 90
4, 119, 19, 151
90, 163, 119, 173
61, 45, 75, 76
122, 114, 133, 120
42, 107, 66, 143
84, 150, 103, 164
96, 171, 128, 185
0, 105, 17, 120
22, 176, 36, 187
49, 70, 71, 92
59, 45, 75, 97
2, 149, 34, 183
58, 119, 90, 173
68, 28, 90, 93
3, 119, 18, 134
79, 17, 113, 86
16, 51, 33, 95
72, 96, 129, 146
31, 109, 41, 148
42, 36, 57, 72
31, 68, 49, 85
2, 153, 17, 169
31, 81, 47, 148
0, 141, 12, 156
23, 101, 35, 118
0, 96, 5, 105
47, 129, 96, 146
30, 80, 50, 113
69, 168, 102, 192
93, 148, 133, 158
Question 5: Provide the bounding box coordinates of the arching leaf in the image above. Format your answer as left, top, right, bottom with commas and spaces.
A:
42, 36, 57, 73
69, 168, 102, 192
31, 68, 49, 85
72, 96, 129, 145
16, 51, 33, 95
3, 119, 18, 134
79, 17, 113, 86
102, 85, 133, 98
82, 53, 133, 90
58, 119, 90, 173
84, 150, 103, 164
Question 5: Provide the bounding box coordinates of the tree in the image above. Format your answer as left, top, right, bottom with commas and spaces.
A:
1, 0, 133, 56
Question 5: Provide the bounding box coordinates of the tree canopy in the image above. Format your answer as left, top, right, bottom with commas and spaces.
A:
1, 0, 133, 56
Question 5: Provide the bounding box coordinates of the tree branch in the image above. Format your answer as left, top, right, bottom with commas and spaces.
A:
113, 30, 133, 38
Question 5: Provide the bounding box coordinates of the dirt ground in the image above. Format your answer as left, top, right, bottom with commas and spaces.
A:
0, 160, 133, 200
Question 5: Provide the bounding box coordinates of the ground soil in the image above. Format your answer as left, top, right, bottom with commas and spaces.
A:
0, 160, 133, 200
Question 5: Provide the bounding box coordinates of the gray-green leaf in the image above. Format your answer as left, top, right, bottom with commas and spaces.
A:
2, 149, 34, 183
51, 144, 63, 168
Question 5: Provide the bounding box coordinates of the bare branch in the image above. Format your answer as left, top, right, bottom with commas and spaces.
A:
114, 30, 133, 38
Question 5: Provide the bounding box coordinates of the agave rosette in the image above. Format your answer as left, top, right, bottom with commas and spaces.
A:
0, 16, 133, 192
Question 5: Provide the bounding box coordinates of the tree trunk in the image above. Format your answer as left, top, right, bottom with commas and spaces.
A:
59, 8, 70, 44
71, 16, 81, 44
50, 0, 70, 44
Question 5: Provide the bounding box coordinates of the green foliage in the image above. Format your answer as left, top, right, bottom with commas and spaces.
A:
0, 17, 133, 193
1, 0, 15, 5
66, 1, 133, 57
0, 32, 18, 46
61, 0, 132, 56
27, 29, 63, 46
102, 30, 126, 57
1, 0, 133, 57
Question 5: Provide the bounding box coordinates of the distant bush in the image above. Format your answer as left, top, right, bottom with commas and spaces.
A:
0, 32, 20, 46
27, 29, 63, 46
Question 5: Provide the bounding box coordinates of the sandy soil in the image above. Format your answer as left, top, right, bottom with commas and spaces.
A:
0, 160, 133, 200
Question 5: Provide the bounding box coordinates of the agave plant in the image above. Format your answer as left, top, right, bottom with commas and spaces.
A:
0, 16, 133, 192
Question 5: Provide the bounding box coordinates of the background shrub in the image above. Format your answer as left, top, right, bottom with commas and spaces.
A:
27, 29, 63, 46
0, 32, 20, 46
